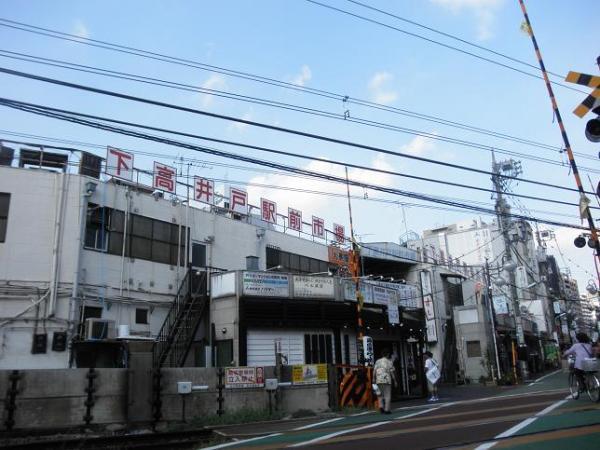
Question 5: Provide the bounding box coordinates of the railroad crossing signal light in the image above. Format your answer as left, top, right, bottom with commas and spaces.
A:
586, 116, 600, 143
574, 235, 587, 248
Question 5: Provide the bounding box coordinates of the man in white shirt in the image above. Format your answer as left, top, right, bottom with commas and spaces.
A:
424, 351, 440, 401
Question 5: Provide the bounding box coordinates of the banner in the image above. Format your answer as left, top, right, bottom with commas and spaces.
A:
292, 364, 328, 385
242, 272, 289, 297
387, 294, 399, 324
293, 276, 335, 298
225, 366, 265, 388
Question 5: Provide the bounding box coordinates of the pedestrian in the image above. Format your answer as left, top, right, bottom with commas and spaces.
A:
563, 332, 593, 391
424, 351, 441, 402
374, 348, 397, 414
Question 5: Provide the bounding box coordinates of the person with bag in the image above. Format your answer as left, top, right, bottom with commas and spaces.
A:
563, 332, 594, 391
424, 351, 441, 402
373, 348, 397, 414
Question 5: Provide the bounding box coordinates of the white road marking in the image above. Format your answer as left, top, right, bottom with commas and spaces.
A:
202, 433, 283, 450
394, 405, 445, 420
528, 369, 561, 386
293, 417, 344, 430
350, 410, 374, 416
473, 395, 570, 450
287, 420, 391, 448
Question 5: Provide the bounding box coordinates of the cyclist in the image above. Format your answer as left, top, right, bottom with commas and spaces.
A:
563, 332, 593, 391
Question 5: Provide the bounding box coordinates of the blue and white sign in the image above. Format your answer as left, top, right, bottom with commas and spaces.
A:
242, 272, 289, 297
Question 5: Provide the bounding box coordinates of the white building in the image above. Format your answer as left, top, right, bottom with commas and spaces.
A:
0, 145, 425, 388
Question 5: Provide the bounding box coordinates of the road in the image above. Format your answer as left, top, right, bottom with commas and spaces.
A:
203, 370, 600, 450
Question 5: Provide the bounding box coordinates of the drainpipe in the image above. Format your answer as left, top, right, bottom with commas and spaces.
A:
119, 187, 130, 297
48, 171, 69, 317
68, 180, 97, 336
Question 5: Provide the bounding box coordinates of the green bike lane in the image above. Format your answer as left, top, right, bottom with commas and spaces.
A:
201, 370, 576, 450
474, 369, 600, 450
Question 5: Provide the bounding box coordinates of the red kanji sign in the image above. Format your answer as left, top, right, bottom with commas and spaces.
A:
288, 208, 302, 232
312, 216, 325, 238
261, 198, 277, 224
230, 188, 247, 215
153, 162, 176, 193
195, 177, 214, 204
106, 147, 133, 181
334, 223, 345, 244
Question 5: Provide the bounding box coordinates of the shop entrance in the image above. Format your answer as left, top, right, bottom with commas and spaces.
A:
373, 339, 423, 399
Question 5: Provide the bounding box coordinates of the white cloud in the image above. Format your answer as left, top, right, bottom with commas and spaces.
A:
199, 74, 226, 107
292, 65, 312, 87
73, 20, 90, 39
430, 0, 504, 41
367, 71, 398, 105
400, 135, 437, 156
245, 154, 396, 225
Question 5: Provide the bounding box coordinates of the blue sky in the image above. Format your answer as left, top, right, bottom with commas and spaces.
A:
0, 0, 598, 291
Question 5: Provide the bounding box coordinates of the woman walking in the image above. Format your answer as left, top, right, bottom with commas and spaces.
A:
374, 348, 397, 414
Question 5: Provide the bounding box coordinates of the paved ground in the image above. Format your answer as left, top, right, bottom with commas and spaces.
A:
200, 369, 600, 450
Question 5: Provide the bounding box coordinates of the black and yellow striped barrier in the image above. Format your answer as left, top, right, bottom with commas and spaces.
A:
565, 71, 600, 118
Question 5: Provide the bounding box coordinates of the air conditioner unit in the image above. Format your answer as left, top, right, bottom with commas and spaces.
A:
84, 318, 116, 340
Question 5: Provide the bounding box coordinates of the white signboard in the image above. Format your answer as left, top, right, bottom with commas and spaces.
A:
211, 272, 237, 298
553, 301, 561, 315
387, 294, 399, 324
242, 272, 289, 297
343, 281, 372, 303
106, 146, 134, 181
373, 285, 395, 306
293, 276, 335, 298
426, 318, 437, 342
398, 284, 420, 309
492, 294, 509, 314
423, 294, 435, 320
420, 271, 432, 296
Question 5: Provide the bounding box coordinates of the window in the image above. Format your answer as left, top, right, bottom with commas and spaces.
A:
84, 204, 187, 266
135, 308, 149, 325
466, 340, 482, 358
304, 333, 333, 364
192, 242, 207, 267
0, 193, 9, 243
266, 247, 329, 274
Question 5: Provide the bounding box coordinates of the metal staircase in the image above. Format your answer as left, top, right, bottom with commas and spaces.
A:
153, 267, 210, 367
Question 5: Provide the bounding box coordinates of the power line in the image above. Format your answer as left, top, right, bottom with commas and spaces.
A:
0, 17, 585, 159
2, 49, 598, 172
0, 131, 582, 221
303, 0, 586, 95
344, 0, 566, 80
0, 95, 594, 212
0, 97, 589, 231
0, 66, 594, 200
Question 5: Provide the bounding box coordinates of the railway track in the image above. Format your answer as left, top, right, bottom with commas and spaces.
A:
0, 428, 217, 449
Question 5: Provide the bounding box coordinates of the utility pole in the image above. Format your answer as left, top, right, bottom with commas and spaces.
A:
485, 258, 502, 381
491, 153, 529, 380
345, 167, 366, 364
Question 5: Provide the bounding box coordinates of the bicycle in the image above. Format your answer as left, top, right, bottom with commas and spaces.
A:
568, 356, 600, 402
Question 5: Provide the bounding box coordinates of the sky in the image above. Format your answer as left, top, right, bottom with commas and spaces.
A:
0, 0, 599, 292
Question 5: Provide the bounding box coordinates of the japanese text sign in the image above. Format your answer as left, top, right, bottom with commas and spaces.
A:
106, 147, 133, 181
288, 208, 302, 231
230, 188, 248, 215
261, 198, 277, 224
195, 177, 214, 204
312, 216, 324, 238
153, 162, 176, 193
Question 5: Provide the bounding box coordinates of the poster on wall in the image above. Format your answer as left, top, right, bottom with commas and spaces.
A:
492, 294, 509, 314
426, 318, 437, 342
372, 285, 395, 306
292, 364, 328, 384
423, 294, 435, 320
225, 366, 265, 388
242, 272, 289, 297
293, 276, 335, 298
387, 294, 400, 324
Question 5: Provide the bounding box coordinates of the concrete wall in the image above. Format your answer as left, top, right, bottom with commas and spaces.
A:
453, 305, 489, 381
0, 366, 330, 431
0, 166, 331, 369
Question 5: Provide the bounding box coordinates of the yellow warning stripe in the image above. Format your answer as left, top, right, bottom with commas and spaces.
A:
573, 88, 600, 118
565, 71, 600, 88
